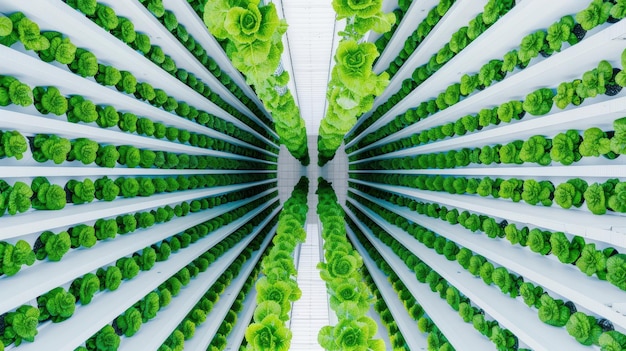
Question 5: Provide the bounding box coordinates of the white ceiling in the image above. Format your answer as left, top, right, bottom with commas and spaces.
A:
272, 0, 342, 136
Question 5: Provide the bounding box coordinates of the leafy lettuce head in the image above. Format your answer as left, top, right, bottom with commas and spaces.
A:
225, 2, 279, 43
332, 0, 382, 19
335, 40, 379, 89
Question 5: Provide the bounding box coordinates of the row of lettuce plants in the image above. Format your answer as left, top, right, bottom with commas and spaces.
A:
61, 0, 277, 143
376, 0, 454, 77
349, 54, 626, 159
243, 176, 308, 351
348, 192, 626, 349
351, 182, 626, 292
0, 185, 275, 278
146, 205, 278, 351
349, 216, 452, 350
347, 206, 521, 351
77, 210, 274, 351
316, 0, 397, 166
135, 0, 273, 129
352, 117, 626, 170
0, 196, 278, 350
345, 0, 516, 143
154, 219, 270, 351
201, 0, 310, 165
351, 170, 626, 216
362, 266, 409, 350
205, 247, 264, 351
0, 170, 273, 217
0, 131, 274, 173
0, 12, 277, 149
0, 75, 277, 157
315, 178, 385, 350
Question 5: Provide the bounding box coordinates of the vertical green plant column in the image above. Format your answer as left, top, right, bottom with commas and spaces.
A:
203, 0, 310, 165
244, 176, 309, 350
317, 0, 396, 166
316, 178, 386, 351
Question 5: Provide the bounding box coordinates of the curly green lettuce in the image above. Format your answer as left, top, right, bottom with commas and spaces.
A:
37, 286, 76, 323
86, 325, 119, 351
607, 254, 626, 290
31, 176, 66, 210
70, 272, 100, 305
584, 182, 607, 215
3, 180, 32, 216
39, 31, 76, 64
69, 224, 97, 249
3, 304, 40, 346
522, 88, 555, 116
33, 86, 68, 115
0, 130, 27, 160
116, 307, 143, 337
67, 95, 98, 123
97, 265, 122, 291
116, 256, 140, 280
68, 138, 99, 165
139, 291, 160, 322
566, 312, 602, 345
0, 240, 36, 276
538, 294, 571, 327
32, 134, 71, 164
35, 230, 70, 261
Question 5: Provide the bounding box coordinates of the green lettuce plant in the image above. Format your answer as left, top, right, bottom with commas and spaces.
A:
31, 134, 71, 164
550, 232, 585, 264
546, 15, 579, 52
538, 294, 571, 327
70, 272, 100, 305
115, 307, 143, 337
611, 117, 626, 155
599, 330, 626, 350
577, 243, 610, 279
0, 130, 27, 160
38, 31, 76, 64
67, 95, 98, 123
2, 180, 32, 216
553, 80, 583, 109
550, 130, 581, 165
584, 183, 608, 215
68, 48, 98, 77
1, 305, 40, 346
116, 256, 140, 280
577, 60, 613, 98
576, 0, 611, 30
608, 182, 626, 213
31, 177, 66, 210
94, 64, 121, 87
520, 282, 543, 308
0, 240, 36, 276
66, 178, 95, 205
37, 287, 76, 323
522, 88, 555, 116
85, 325, 120, 351
69, 224, 97, 249
94, 176, 120, 201
35, 230, 70, 261
566, 312, 603, 345
607, 254, 626, 290
580, 127, 611, 157
520, 135, 552, 165
139, 291, 160, 322
33, 86, 68, 115
96, 265, 122, 291
68, 138, 99, 165
518, 30, 547, 65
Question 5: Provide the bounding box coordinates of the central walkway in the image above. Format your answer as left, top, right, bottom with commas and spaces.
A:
289, 223, 330, 350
